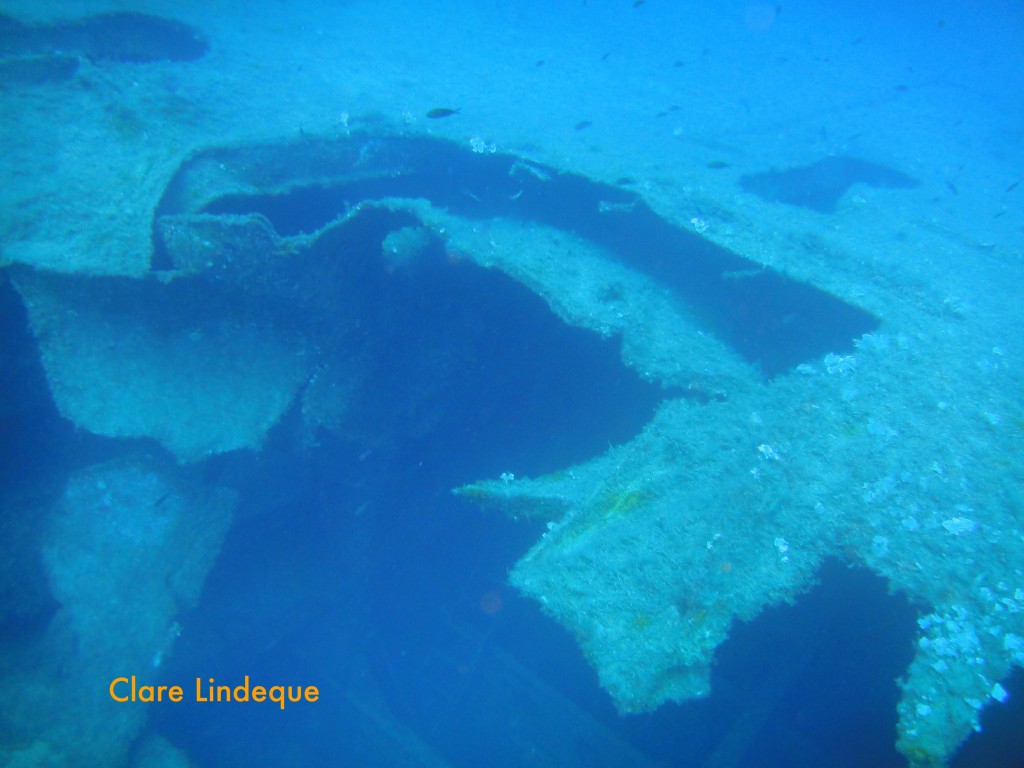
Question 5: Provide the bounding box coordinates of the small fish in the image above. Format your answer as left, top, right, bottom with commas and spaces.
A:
426, 107, 460, 119
706, 160, 730, 170
575, 120, 593, 130
1006, 178, 1022, 193
633, 0, 646, 7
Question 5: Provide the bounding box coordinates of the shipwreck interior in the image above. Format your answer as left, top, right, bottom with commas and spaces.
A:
160, 135, 880, 378
3, 126, 1020, 768
1, 1, 1022, 765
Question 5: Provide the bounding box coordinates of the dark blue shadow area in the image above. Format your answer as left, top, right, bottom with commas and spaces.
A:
0, 12, 207, 64
615, 560, 919, 768
334, 243, 670, 482
701, 560, 917, 768
0, 276, 67, 642
152, 226, 665, 765
144, 214, 921, 765
0, 274, 130, 494
0, 276, 139, 659
740, 157, 919, 214
183, 134, 878, 377
0, 275, 64, 495
952, 667, 1024, 768
156, 504, 929, 768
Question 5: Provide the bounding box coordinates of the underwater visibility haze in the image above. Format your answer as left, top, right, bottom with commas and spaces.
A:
1, 1, 1023, 767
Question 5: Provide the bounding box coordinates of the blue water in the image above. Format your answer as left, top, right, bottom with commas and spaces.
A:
2, 1, 1023, 766
2, 248, 951, 766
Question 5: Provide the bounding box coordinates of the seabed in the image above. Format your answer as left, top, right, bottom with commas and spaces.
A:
1, 3, 1022, 767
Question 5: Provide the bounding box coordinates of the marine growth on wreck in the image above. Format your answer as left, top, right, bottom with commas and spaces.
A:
1, 2, 1022, 767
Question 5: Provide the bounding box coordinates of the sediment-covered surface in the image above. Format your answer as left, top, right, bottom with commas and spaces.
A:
1, 2, 1021, 766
